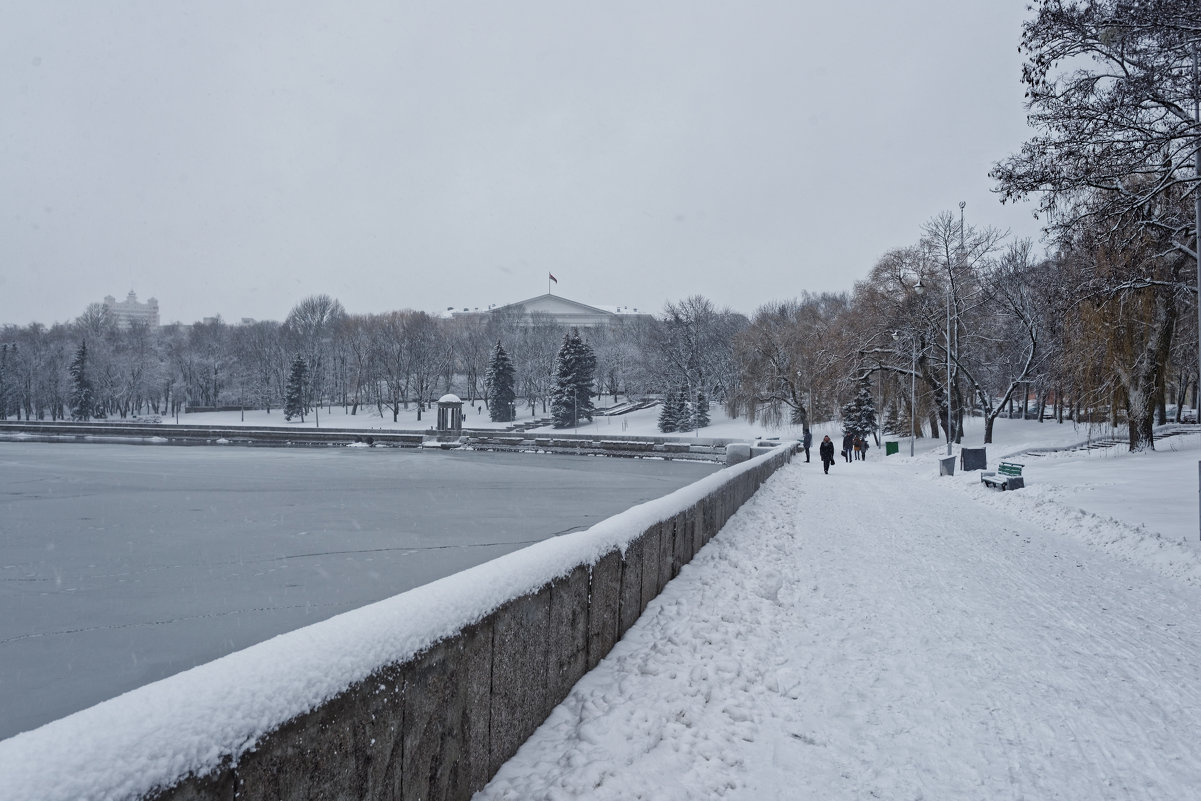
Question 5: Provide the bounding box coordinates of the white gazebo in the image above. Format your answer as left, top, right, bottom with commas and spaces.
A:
436, 394, 464, 432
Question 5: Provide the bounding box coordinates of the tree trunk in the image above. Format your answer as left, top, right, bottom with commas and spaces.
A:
927, 409, 941, 442
1127, 399, 1155, 451
1155, 369, 1167, 426
1116, 286, 1177, 451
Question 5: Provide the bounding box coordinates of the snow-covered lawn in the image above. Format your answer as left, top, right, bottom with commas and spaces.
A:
166, 398, 795, 442
476, 419, 1201, 800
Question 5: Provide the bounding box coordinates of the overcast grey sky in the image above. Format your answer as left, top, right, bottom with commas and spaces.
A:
1, 1, 1042, 327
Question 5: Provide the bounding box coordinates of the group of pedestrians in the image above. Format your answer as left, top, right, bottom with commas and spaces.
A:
843, 432, 870, 461
802, 430, 871, 475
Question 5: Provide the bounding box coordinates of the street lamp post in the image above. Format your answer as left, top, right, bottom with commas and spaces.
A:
919, 203, 964, 457
915, 271, 954, 456
893, 331, 917, 457
0, 342, 14, 421
1193, 43, 1201, 541
954, 201, 965, 452
945, 258, 954, 457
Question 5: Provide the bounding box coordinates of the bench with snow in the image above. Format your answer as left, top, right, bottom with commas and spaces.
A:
981, 461, 1025, 490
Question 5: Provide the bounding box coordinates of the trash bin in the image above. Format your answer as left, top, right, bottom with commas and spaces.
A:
885, 441, 899, 456
960, 447, 987, 471
939, 456, 956, 476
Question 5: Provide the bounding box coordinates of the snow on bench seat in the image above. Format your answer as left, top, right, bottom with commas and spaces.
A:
981, 461, 1025, 490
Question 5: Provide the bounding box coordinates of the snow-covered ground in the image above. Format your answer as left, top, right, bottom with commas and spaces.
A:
166, 397, 792, 442
475, 417, 1201, 800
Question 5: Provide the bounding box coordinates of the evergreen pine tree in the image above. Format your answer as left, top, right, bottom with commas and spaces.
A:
676, 385, 693, 432
68, 340, 95, 421
693, 388, 711, 429
485, 341, 517, 422
840, 378, 879, 441
284, 354, 308, 422
658, 388, 678, 433
550, 329, 597, 428
854, 379, 879, 442
840, 397, 861, 438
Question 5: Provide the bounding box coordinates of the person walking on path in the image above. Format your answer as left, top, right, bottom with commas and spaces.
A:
819, 435, 835, 474
853, 436, 863, 461
803, 430, 812, 463
860, 437, 870, 460
842, 432, 854, 463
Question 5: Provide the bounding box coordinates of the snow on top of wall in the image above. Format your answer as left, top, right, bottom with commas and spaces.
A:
0, 445, 791, 801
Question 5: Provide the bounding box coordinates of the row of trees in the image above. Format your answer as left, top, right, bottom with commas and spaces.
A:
0, 294, 750, 430
9, 237, 1200, 451
988, 0, 1201, 450
696, 1, 1196, 453
6, 218, 1195, 446
14, 205, 1194, 448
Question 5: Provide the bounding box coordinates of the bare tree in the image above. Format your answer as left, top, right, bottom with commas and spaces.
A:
644, 296, 747, 411
970, 240, 1047, 442
230, 321, 285, 414
340, 314, 375, 415
912, 211, 1006, 442
733, 293, 849, 431
371, 311, 413, 423
403, 311, 448, 422
75, 303, 117, 339
284, 295, 347, 410
446, 315, 494, 408
1060, 195, 1190, 449
590, 318, 645, 403
993, 0, 1201, 256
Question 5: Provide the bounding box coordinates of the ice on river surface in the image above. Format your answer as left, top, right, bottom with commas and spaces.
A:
0, 442, 716, 740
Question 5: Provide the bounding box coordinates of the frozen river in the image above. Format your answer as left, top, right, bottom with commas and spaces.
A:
0, 441, 718, 740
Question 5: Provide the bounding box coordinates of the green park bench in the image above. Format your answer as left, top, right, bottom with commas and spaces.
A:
981, 461, 1025, 491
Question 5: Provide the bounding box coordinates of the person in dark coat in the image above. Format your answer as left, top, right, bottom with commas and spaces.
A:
841, 432, 854, 463
819, 435, 836, 474
802, 430, 812, 463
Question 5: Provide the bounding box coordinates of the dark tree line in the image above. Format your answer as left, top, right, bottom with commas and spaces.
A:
8, 224, 1190, 447
0, 294, 747, 430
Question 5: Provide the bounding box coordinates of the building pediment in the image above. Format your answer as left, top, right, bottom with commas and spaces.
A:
450, 293, 653, 329
493, 294, 613, 318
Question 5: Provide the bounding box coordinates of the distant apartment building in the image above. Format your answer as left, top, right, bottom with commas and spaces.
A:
102, 291, 160, 329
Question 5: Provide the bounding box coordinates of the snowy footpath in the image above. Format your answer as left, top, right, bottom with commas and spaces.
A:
475, 454, 1201, 800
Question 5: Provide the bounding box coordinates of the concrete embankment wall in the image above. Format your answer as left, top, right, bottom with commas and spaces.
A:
1, 445, 793, 801
0, 420, 429, 447
0, 421, 746, 459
